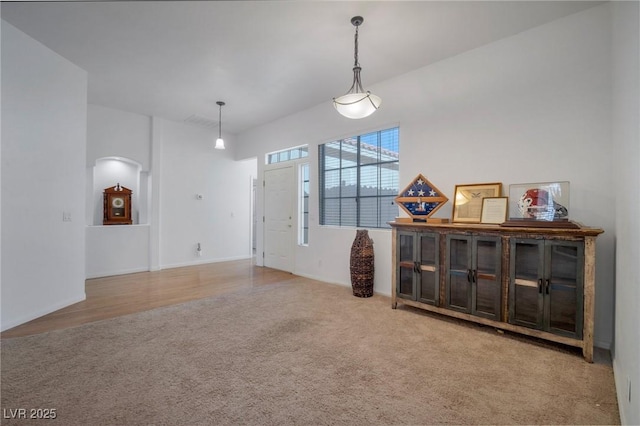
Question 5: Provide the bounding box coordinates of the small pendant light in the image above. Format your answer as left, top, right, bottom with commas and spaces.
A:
215, 101, 225, 150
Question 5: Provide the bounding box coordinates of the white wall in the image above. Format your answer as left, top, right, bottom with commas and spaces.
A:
87, 104, 151, 170
394, 3, 615, 349
86, 104, 151, 226
86, 225, 150, 278
237, 5, 616, 348
611, 2, 640, 424
159, 118, 256, 268
85, 106, 257, 277
1, 21, 87, 331
85, 105, 152, 277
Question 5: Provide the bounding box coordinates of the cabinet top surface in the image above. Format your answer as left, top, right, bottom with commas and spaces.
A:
389, 221, 604, 237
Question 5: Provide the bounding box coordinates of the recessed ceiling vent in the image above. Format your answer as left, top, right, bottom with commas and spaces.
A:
183, 115, 218, 129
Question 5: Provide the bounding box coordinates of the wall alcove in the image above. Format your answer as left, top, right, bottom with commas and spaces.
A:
86, 156, 151, 278
90, 156, 148, 226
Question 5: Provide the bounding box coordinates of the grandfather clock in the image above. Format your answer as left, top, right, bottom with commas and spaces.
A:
103, 184, 132, 225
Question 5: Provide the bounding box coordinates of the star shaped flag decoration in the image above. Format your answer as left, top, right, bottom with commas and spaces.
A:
395, 174, 448, 221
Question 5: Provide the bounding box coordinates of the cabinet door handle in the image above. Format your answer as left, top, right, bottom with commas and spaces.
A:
414, 262, 420, 274
467, 269, 472, 283
545, 279, 550, 295
472, 269, 477, 283
538, 278, 543, 294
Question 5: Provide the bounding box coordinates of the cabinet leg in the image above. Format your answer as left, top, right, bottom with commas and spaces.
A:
392, 301, 397, 309
583, 343, 594, 363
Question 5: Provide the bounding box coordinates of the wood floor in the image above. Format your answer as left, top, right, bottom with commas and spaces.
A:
1, 259, 296, 339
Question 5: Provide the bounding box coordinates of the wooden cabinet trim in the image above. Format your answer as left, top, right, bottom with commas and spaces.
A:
389, 221, 603, 237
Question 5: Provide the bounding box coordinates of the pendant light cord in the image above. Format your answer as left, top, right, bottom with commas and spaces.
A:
218, 103, 222, 139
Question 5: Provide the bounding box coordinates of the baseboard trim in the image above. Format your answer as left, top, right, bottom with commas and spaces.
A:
86, 256, 255, 279
291, 271, 393, 297
594, 339, 612, 350
86, 267, 150, 279
160, 255, 253, 271
1, 293, 86, 332
293, 271, 349, 288
612, 359, 630, 426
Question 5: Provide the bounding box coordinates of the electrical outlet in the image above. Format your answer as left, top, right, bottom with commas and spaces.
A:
62, 211, 72, 222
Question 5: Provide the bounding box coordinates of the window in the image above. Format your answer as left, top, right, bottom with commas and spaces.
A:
319, 127, 399, 228
266, 146, 308, 165
299, 163, 309, 245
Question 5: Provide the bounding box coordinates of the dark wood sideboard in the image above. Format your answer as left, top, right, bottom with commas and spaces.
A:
390, 221, 604, 362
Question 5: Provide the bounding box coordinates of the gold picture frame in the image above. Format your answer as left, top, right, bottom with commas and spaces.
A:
480, 197, 509, 224
452, 182, 502, 223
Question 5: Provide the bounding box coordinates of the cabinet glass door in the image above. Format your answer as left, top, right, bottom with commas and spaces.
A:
510, 240, 544, 329
472, 238, 501, 320
397, 232, 416, 300
417, 233, 438, 305
446, 236, 471, 312
545, 241, 583, 338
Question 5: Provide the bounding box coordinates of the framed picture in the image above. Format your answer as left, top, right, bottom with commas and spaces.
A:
452, 182, 502, 223
508, 181, 570, 221
480, 197, 508, 224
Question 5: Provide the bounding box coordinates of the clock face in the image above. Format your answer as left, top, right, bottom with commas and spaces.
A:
112, 197, 125, 208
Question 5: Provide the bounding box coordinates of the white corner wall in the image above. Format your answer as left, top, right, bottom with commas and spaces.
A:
237, 4, 616, 348
611, 2, 640, 425
1, 21, 87, 331
159, 118, 256, 268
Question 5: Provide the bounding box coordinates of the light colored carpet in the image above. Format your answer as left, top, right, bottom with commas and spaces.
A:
1, 278, 619, 425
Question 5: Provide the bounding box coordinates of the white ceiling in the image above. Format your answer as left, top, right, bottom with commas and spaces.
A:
1, 1, 603, 134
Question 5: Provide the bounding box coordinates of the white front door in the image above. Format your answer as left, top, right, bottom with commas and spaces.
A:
264, 166, 294, 272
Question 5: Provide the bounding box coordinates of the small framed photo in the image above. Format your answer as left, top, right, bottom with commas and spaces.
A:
508, 181, 570, 221
452, 182, 502, 223
480, 197, 508, 224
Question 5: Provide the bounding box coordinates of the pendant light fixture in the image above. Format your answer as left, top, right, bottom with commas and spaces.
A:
333, 16, 381, 119
214, 101, 225, 150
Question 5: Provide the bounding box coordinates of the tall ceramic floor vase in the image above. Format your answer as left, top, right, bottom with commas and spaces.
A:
350, 229, 374, 297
